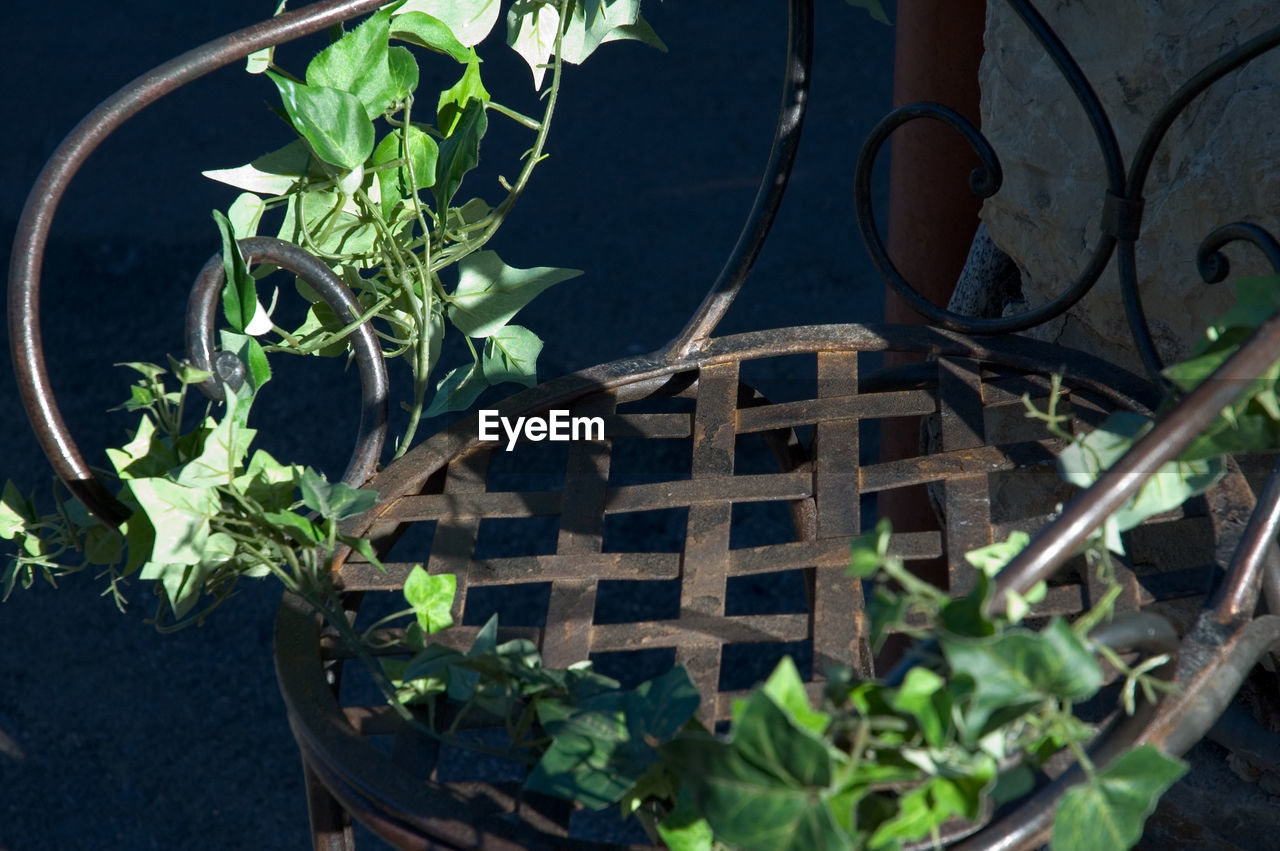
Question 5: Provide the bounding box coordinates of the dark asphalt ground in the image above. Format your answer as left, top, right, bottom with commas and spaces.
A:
0, 3, 896, 848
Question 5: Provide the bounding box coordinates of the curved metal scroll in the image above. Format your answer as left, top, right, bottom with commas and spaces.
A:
663, 0, 813, 360
854, 0, 1125, 337
1120, 22, 1280, 380
7, 0, 387, 526
855, 0, 1280, 387
1196, 223, 1280, 285
186, 237, 388, 487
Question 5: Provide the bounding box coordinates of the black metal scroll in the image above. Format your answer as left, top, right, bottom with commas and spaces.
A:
853, 0, 1280, 388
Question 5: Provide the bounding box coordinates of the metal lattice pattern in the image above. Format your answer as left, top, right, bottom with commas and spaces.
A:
330, 348, 1226, 722
270, 338, 1249, 847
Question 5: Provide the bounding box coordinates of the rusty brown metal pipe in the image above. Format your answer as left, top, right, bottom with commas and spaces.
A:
8, 0, 386, 526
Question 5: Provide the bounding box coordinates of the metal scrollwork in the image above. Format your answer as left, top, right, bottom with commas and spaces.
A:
186, 237, 388, 486
856, 0, 1280, 389
7, 0, 387, 524
1197, 223, 1280, 284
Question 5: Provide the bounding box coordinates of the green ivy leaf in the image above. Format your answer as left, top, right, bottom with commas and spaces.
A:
865, 588, 907, 654
104, 417, 174, 481
306, 8, 398, 120
529, 667, 698, 809
888, 666, 950, 748
965, 531, 1031, 578
213, 211, 257, 332
393, 0, 501, 47
203, 140, 325, 197
277, 191, 379, 261
529, 700, 633, 808
449, 250, 580, 338
267, 71, 375, 170
507, 0, 562, 89
657, 783, 716, 851
245, 0, 289, 73
560, 0, 665, 65
482, 325, 543, 387
844, 0, 891, 25
437, 52, 490, 136
760, 656, 829, 738
848, 517, 893, 578
299, 467, 379, 520
234, 449, 300, 512
1059, 411, 1227, 550
424, 361, 488, 417
432, 97, 488, 209
403, 566, 455, 633
391, 11, 473, 62
227, 192, 266, 239
1051, 745, 1188, 851
219, 330, 273, 394
0, 482, 32, 540
372, 126, 439, 216
263, 509, 327, 546
943, 618, 1103, 742
665, 717, 854, 851
126, 478, 219, 568
387, 46, 420, 104
174, 404, 257, 488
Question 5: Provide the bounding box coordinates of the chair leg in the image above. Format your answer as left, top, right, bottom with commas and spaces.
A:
302, 758, 355, 851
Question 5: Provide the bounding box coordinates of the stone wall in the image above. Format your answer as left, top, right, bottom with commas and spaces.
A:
979, 0, 1280, 374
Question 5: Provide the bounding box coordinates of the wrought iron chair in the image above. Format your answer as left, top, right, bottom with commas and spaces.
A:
11, 0, 1280, 848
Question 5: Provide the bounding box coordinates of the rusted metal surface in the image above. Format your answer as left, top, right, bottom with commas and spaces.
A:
285, 327, 1249, 847
12, 0, 1280, 847
8, 0, 387, 525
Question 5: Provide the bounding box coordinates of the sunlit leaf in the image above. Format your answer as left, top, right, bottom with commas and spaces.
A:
299, 467, 379, 520
306, 8, 398, 120
213, 211, 257, 332
482, 325, 542, 387
448, 250, 580, 338
372, 125, 439, 215
943, 618, 1102, 741
203, 140, 324, 196
387, 46, 420, 104
267, 72, 375, 170
507, 0, 561, 89
1051, 746, 1187, 851
393, 0, 501, 47
391, 11, 473, 62
664, 719, 854, 851
126, 478, 219, 567
889, 666, 949, 748
403, 566, 455, 633
760, 656, 829, 738
277, 190, 379, 260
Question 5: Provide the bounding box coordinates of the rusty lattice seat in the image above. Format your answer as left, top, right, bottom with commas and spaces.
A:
272, 317, 1265, 848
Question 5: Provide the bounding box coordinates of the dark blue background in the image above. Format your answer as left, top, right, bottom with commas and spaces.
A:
0, 2, 894, 847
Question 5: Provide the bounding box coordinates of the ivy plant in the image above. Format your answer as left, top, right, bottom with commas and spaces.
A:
378, 521, 1186, 851
206, 0, 665, 454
